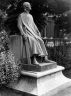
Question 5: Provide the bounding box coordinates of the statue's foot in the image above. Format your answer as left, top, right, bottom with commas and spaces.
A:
33, 57, 39, 65
43, 56, 49, 63
44, 59, 49, 63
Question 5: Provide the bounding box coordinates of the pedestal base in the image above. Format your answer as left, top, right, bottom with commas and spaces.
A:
23, 60, 57, 72
8, 66, 71, 96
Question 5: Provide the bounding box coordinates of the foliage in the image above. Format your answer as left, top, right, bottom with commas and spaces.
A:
0, 30, 20, 85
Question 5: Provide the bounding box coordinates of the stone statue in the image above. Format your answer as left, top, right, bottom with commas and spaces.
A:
18, 2, 48, 65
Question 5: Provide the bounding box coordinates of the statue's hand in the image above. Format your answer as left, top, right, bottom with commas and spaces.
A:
24, 36, 28, 40
22, 35, 28, 41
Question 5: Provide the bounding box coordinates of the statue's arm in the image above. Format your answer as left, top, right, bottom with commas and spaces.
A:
18, 15, 27, 38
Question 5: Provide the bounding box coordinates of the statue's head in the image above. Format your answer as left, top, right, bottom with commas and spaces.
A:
23, 2, 31, 12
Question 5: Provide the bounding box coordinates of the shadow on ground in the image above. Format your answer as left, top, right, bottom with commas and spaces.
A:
63, 68, 71, 79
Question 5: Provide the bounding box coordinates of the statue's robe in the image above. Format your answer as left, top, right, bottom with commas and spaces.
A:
8, 12, 48, 64
18, 12, 48, 57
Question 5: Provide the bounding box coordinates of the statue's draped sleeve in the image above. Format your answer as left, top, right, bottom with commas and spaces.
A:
18, 14, 27, 38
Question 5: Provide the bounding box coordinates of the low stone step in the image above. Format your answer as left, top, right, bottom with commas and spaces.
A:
22, 60, 57, 72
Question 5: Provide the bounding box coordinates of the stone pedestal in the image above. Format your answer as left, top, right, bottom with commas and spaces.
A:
8, 65, 71, 96
22, 60, 57, 72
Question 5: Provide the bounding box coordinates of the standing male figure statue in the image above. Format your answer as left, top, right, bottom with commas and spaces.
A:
18, 2, 48, 64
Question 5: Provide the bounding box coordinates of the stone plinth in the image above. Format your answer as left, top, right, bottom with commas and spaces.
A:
8, 65, 71, 96
23, 60, 57, 72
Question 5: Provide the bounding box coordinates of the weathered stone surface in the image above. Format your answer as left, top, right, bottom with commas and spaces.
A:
22, 60, 57, 72
8, 66, 71, 96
